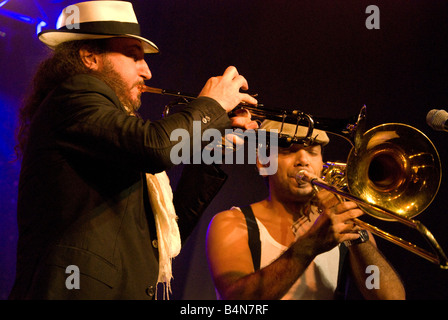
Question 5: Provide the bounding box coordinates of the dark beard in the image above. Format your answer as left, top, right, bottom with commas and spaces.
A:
94, 58, 143, 115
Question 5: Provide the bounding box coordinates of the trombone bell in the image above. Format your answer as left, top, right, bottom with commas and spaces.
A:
319, 123, 447, 268
346, 123, 442, 221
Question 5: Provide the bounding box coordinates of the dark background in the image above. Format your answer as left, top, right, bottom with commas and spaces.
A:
1, 0, 448, 300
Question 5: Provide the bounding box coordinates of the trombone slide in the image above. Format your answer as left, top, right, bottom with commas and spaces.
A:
307, 177, 448, 269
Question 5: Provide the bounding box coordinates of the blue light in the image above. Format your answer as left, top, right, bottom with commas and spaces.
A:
0, 0, 10, 9
36, 19, 47, 34
0, 7, 35, 24
0, 3, 49, 36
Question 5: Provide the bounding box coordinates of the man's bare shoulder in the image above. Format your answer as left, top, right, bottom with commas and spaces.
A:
211, 207, 246, 226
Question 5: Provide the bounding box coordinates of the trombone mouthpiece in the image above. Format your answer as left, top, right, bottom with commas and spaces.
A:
295, 170, 306, 181
295, 170, 310, 185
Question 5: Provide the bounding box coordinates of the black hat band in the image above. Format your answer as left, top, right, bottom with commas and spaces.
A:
58, 21, 141, 36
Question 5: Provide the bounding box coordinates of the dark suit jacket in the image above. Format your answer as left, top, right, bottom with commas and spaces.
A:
9, 74, 230, 299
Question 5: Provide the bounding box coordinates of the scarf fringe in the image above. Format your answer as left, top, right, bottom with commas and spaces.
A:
146, 171, 181, 300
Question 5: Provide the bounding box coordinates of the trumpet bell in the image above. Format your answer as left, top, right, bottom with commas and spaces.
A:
346, 123, 442, 221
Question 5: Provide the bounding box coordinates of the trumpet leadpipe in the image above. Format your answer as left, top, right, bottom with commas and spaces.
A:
139, 85, 197, 100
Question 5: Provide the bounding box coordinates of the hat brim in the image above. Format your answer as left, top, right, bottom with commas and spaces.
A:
260, 120, 330, 146
38, 30, 159, 54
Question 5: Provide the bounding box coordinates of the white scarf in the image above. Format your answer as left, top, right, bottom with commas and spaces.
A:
145, 171, 181, 300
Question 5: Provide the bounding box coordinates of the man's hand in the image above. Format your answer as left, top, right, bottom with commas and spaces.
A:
297, 171, 365, 255
199, 66, 258, 113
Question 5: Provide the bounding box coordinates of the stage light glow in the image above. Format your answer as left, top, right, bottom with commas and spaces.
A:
0, 0, 51, 36
36, 18, 47, 34
0, 0, 10, 9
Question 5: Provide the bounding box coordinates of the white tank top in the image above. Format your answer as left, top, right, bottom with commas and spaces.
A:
255, 217, 340, 300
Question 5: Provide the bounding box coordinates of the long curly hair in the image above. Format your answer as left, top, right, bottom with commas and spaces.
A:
14, 39, 109, 159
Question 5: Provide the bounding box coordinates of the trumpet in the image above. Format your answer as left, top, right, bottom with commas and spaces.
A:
140, 85, 365, 148
141, 85, 448, 268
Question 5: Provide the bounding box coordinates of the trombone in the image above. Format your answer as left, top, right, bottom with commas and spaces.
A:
141, 85, 448, 269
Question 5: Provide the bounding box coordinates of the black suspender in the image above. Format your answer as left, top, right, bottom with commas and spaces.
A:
240, 206, 261, 271
240, 205, 353, 299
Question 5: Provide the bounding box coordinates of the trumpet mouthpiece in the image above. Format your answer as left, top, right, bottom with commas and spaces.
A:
139, 85, 163, 94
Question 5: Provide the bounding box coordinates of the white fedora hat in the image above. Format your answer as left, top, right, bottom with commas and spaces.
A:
38, 1, 159, 54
